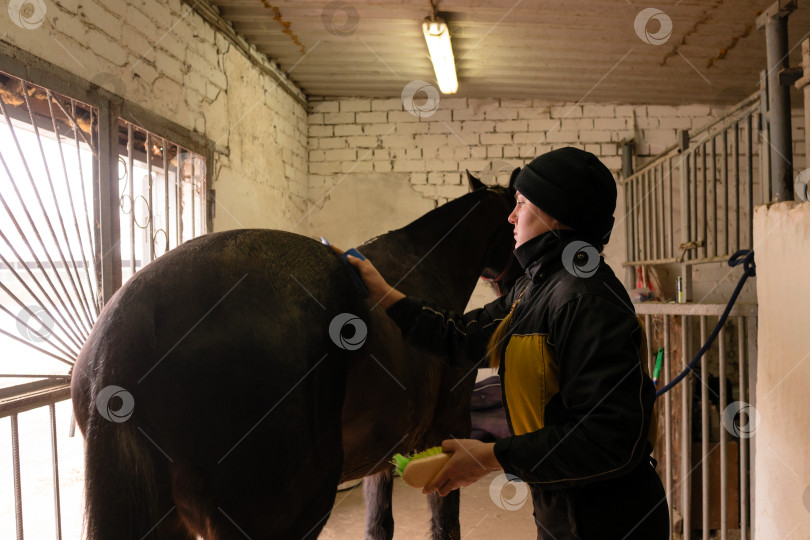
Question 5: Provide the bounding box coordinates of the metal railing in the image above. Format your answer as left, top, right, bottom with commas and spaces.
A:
0, 380, 72, 539
638, 303, 757, 540
622, 93, 767, 267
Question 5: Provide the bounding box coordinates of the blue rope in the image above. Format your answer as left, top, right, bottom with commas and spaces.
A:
655, 250, 756, 397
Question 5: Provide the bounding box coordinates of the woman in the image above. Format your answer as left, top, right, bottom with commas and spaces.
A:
346, 147, 669, 539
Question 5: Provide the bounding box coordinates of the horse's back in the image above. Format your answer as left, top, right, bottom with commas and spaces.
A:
72, 229, 363, 539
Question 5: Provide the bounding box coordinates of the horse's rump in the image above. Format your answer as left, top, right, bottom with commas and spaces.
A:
73, 230, 366, 538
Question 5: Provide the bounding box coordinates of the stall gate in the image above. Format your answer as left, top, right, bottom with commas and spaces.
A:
621, 90, 771, 540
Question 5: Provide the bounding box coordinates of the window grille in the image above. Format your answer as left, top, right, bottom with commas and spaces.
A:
0, 51, 212, 539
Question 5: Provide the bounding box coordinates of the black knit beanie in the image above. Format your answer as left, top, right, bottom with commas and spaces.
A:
514, 147, 617, 246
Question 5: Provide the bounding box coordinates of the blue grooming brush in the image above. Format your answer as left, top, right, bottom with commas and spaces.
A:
320, 237, 369, 297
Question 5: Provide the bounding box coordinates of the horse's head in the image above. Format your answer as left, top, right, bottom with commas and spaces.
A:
466, 168, 523, 297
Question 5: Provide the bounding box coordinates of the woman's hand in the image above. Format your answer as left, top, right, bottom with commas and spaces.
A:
423, 439, 501, 496
331, 245, 405, 308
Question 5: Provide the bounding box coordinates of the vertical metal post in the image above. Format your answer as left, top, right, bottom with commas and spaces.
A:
701, 143, 708, 259
757, 0, 796, 202
663, 314, 673, 537
191, 157, 196, 238
634, 175, 641, 263
668, 159, 674, 259
163, 139, 169, 254
738, 317, 749, 540
178, 146, 185, 244
175, 145, 182, 246
648, 167, 658, 260
700, 316, 710, 539
681, 314, 692, 539
658, 162, 665, 261
759, 70, 772, 203
721, 130, 729, 256
746, 114, 755, 247
205, 147, 214, 234
709, 137, 717, 259
647, 168, 654, 262
49, 403, 63, 540
622, 142, 634, 185
733, 122, 741, 252
690, 152, 698, 259
11, 414, 23, 540
97, 101, 121, 303
127, 123, 135, 276
146, 132, 154, 263
719, 325, 728, 540
644, 314, 653, 373
679, 130, 693, 301
746, 315, 758, 536
643, 170, 650, 262
622, 142, 636, 289
90, 107, 103, 308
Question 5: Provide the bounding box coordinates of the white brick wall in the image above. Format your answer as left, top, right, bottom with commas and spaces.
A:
4, 0, 309, 232
307, 97, 725, 209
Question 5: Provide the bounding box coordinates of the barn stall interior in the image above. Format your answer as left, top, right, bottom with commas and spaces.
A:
1, 0, 810, 538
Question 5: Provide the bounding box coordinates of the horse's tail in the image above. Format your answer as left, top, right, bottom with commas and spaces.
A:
82, 409, 162, 539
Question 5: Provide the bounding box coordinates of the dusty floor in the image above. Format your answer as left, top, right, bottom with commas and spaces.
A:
321, 472, 537, 539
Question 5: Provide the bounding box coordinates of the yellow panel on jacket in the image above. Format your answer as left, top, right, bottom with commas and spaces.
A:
503, 333, 559, 436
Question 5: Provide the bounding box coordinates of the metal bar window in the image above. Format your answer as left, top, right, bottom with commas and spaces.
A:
116, 120, 203, 282
0, 74, 97, 375
0, 54, 212, 540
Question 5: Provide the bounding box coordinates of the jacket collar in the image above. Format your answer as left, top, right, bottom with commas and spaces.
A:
514, 229, 596, 281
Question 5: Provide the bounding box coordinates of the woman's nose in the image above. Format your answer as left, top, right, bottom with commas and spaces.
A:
508, 209, 517, 224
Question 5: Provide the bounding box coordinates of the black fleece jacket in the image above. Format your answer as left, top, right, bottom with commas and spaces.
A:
386, 229, 657, 489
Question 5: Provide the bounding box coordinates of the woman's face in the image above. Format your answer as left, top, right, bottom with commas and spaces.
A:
508, 191, 562, 248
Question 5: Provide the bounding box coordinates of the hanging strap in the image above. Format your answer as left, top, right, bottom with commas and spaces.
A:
656, 250, 756, 397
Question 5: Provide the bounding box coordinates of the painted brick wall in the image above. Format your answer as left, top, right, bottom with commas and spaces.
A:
308, 98, 720, 197
2, 0, 309, 231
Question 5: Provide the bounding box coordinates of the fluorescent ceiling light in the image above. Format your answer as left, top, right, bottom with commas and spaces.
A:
422, 18, 458, 94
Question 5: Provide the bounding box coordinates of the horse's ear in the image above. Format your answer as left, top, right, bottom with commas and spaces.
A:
508, 167, 521, 192
466, 169, 486, 191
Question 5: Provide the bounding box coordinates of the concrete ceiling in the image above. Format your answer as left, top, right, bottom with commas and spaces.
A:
202, 0, 810, 105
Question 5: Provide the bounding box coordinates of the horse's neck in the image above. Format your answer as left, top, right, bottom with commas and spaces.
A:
363, 193, 496, 312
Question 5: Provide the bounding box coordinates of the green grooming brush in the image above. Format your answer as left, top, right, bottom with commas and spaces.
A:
391, 447, 451, 488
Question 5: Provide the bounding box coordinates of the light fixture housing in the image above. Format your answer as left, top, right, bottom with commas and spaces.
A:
422, 18, 458, 94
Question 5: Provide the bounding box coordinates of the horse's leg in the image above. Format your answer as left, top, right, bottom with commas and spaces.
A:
428, 491, 462, 540
363, 469, 394, 540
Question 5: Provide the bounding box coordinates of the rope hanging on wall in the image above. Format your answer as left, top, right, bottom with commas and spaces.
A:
656, 250, 756, 397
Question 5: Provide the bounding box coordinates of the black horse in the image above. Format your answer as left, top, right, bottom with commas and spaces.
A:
71, 174, 519, 539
